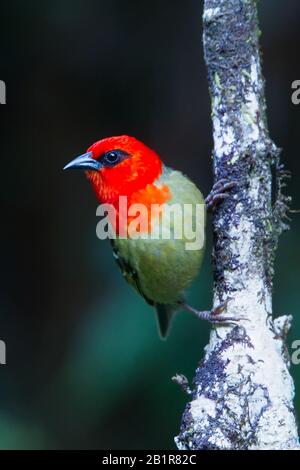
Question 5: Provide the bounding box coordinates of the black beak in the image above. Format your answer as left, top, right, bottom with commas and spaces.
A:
63, 152, 101, 171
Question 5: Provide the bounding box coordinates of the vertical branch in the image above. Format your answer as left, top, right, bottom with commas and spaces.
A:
175, 0, 299, 450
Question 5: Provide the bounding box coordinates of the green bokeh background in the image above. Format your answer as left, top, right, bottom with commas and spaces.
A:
0, 0, 299, 449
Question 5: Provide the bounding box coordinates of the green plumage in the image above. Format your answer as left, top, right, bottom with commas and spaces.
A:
111, 167, 206, 337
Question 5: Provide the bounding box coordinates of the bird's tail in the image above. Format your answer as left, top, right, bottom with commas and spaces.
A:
155, 303, 177, 340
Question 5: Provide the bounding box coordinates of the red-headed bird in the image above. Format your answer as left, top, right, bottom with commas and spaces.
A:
64, 135, 237, 338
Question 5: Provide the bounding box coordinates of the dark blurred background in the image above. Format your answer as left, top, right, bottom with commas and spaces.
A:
0, 0, 299, 450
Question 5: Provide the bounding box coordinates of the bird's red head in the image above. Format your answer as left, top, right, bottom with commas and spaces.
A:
64, 135, 163, 204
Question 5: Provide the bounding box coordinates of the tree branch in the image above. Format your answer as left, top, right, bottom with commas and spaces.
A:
175, 0, 300, 450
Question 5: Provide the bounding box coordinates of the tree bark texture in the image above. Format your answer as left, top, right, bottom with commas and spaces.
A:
175, 0, 300, 450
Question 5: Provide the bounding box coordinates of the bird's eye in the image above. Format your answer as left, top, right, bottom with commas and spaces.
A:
99, 149, 130, 167
104, 151, 120, 165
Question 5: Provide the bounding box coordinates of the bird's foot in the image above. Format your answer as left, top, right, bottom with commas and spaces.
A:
205, 179, 236, 212
178, 298, 245, 325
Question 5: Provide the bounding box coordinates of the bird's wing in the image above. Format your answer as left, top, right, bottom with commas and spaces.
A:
111, 240, 175, 339
110, 239, 154, 306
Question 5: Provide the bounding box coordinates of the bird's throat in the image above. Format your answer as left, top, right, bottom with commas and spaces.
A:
88, 170, 171, 236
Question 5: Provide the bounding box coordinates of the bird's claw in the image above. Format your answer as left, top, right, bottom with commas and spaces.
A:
205, 179, 237, 212
207, 299, 248, 325
178, 297, 247, 325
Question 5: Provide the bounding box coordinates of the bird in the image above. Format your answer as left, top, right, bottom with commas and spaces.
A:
64, 135, 237, 338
